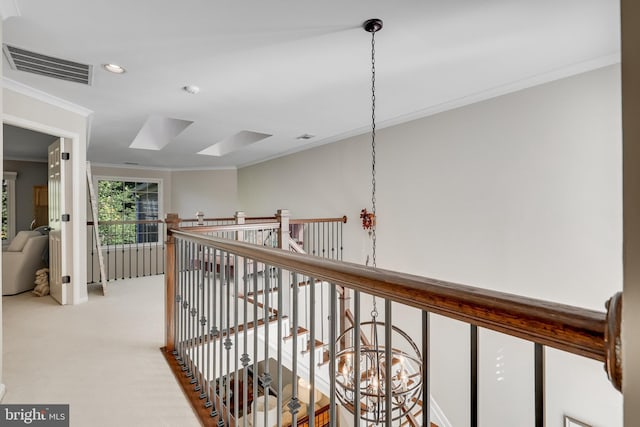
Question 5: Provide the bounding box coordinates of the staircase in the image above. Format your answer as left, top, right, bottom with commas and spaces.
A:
239, 280, 434, 426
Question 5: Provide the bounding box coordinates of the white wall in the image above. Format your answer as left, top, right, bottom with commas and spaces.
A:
3, 160, 48, 232
622, 1, 640, 425
239, 65, 623, 426
171, 169, 238, 218
3, 88, 89, 305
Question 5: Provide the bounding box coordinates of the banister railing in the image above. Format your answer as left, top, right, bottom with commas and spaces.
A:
87, 212, 346, 284
87, 219, 165, 283
179, 216, 278, 227
289, 216, 346, 261
169, 229, 613, 364
289, 216, 348, 225
162, 212, 622, 427
180, 222, 281, 234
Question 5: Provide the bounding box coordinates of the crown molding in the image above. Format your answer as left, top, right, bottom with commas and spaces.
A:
169, 166, 237, 172
89, 162, 174, 172
3, 156, 47, 164
0, 0, 20, 20
2, 77, 93, 117
89, 162, 237, 172
239, 53, 621, 169
374, 53, 621, 133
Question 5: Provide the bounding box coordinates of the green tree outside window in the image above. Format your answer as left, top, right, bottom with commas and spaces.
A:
97, 180, 159, 245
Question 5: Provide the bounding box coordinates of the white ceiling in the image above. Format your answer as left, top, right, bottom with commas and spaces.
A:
3, 123, 55, 161
2, 0, 620, 169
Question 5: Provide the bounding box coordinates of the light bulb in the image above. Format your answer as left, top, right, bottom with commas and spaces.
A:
370, 376, 379, 392
103, 63, 126, 74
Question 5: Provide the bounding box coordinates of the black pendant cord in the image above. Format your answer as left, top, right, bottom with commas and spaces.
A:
371, 27, 377, 271
363, 18, 381, 273
369, 21, 382, 424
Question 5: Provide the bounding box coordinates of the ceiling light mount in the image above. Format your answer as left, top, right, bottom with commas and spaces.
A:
182, 85, 200, 94
103, 63, 126, 74
363, 18, 383, 33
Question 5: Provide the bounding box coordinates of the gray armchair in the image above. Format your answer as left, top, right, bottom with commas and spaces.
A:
2, 230, 48, 295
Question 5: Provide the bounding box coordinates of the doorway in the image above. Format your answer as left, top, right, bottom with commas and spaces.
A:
2, 117, 86, 305
3, 124, 55, 235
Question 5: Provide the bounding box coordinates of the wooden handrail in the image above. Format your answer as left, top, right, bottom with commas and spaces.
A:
168, 228, 622, 391
180, 222, 281, 234
605, 292, 623, 391
176, 215, 346, 226
245, 216, 279, 222
179, 216, 276, 223
88, 215, 347, 227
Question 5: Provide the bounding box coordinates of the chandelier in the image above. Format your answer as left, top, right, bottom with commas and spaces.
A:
334, 18, 424, 424
336, 322, 423, 423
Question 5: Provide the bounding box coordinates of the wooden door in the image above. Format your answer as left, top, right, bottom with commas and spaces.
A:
48, 138, 72, 304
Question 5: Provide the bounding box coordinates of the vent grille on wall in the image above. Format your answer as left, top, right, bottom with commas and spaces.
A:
3, 44, 92, 85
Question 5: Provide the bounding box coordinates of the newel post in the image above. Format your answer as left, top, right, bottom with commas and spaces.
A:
165, 213, 180, 352
277, 209, 291, 316
605, 292, 623, 391
276, 209, 290, 250
235, 211, 246, 241
235, 211, 246, 282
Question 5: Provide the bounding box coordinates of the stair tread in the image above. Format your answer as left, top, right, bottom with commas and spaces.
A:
283, 326, 309, 341
301, 338, 324, 354
176, 316, 279, 350
236, 294, 279, 316
293, 278, 322, 288
317, 348, 331, 366
243, 284, 280, 297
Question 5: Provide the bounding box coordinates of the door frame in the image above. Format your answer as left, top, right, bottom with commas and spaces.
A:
3, 113, 88, 305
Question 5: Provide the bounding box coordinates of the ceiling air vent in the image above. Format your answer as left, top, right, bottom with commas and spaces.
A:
3, 44, 92, 85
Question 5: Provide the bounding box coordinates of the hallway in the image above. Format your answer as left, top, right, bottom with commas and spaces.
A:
2, 276, 199, 427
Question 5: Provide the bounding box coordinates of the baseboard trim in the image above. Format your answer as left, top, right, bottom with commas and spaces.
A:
160, 347, 220, 427
431, 394, 452, 427
75, 294, 89, 305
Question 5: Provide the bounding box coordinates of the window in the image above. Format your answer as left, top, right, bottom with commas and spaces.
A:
2, 172, 17, 242
95, 177, 161, 245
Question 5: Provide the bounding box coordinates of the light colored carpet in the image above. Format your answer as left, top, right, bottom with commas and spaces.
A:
2, 276, 201, 427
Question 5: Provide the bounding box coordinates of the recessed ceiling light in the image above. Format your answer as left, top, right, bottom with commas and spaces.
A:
182, 85, 200, 94
103, 63, 126, 74
296, 133, 315, 140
